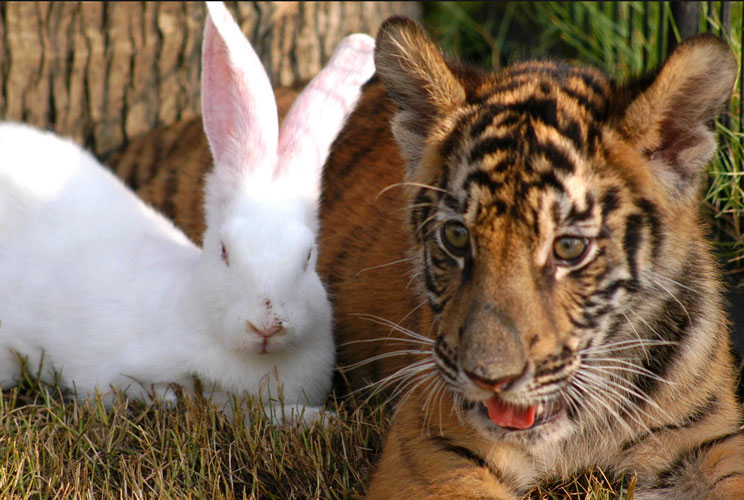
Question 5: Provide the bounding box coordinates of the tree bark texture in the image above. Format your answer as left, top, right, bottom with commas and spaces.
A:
0, 1, 420, 157
668, 1, 700, 53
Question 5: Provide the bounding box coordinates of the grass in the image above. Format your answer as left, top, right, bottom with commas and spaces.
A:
0, 370, 390, 500
0, 374, 635, 500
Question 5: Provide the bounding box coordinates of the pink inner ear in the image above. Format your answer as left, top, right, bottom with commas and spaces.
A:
201, 2, 278, 186
275, 34, 375, 188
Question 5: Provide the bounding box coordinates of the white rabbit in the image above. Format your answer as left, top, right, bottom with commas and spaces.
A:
0, 1, 375, 423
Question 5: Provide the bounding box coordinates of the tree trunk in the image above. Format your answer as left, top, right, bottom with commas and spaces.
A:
668, 1, 700, 53
0, 1, 420, 157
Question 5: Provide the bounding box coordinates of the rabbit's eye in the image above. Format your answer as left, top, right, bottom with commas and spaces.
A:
221, 242, 230, 267
304, 247, 313, 271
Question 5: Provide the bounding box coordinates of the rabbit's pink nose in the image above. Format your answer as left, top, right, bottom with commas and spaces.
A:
246, 320, 284, 338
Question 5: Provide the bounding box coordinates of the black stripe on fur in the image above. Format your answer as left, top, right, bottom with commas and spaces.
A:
429, 435, 510, 488
654, 429, 744, 488
620, 395, 718, 451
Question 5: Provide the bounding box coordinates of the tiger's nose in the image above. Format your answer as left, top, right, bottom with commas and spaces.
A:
246, 320, 284, 338
465, 361, 530, 393
467, 371, 519, 393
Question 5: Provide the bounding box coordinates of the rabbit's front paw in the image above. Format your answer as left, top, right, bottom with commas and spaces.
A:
266, 403, 335, 427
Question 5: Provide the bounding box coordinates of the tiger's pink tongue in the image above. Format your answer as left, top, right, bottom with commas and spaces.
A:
485, 396, 537, 430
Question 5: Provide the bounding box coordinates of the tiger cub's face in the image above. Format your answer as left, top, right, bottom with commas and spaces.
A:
374, 19, 736, 444
421, 64, 617, 443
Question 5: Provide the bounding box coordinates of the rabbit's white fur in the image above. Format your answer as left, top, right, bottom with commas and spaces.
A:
0, 1, 375, 420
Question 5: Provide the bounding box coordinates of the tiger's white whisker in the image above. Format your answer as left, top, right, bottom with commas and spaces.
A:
349, 358, 435, 398
574, 370, 671, 423
339, 337, 433, 347
352, 257, 416, 280
580, 338, 676, 355
344, 349, 432, 371
350, 312, 434, 344
394, 373, 437, 410
376, 181, 455, 201
571, 375, 662, 441
648, 276, 692, 327
628, 309, 667, 343
583, 360, 676, 384
648, 270, 701, 294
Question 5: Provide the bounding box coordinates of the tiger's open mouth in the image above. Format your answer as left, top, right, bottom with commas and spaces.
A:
475, 395, 566, 430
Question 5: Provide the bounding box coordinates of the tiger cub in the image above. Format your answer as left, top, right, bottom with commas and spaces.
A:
317, 16, 744, 500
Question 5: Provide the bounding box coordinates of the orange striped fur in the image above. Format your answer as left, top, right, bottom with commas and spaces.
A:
318, 17, 744, 500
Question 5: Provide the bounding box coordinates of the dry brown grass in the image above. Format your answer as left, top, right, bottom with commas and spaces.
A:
0, 366, 638, 500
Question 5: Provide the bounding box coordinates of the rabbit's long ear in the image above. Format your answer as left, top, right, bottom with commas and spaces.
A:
276, 34, 375, 208
202, 1, 278, 223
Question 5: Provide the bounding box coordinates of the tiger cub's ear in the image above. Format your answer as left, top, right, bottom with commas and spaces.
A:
617, 34, 737, 201
374, 16, 466, 168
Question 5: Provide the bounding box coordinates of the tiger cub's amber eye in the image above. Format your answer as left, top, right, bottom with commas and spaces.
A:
553, 236, 588, 262
441, 221, 470, 256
